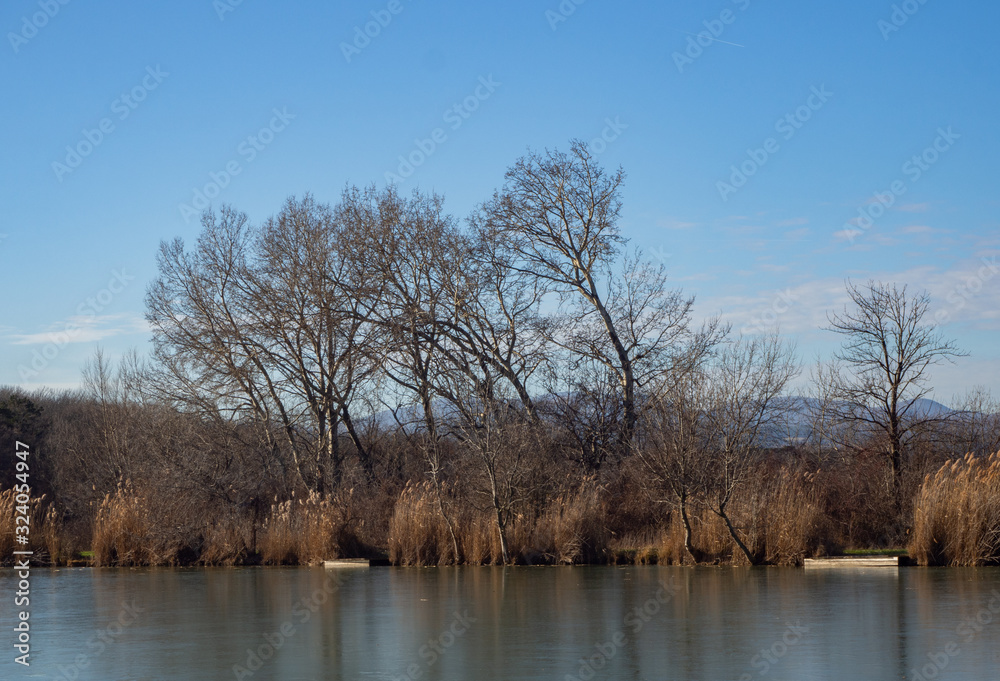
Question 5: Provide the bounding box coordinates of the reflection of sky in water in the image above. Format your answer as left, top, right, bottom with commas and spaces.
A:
1, 566, 998, 680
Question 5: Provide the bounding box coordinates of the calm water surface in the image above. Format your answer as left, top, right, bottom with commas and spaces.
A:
2, 566, 999, 680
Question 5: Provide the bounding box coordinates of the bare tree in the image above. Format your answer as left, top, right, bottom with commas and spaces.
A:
435, 214, 551, 419
479, 141, 697, 442
146, 196, 378, 494
701, 334, 798, 565
337, 185, 466, 561
448, 385, 542, 565
81, 348, 144, 485
545, 360, 626, 472
634, 362, 714, 563
825, 280, 967, 499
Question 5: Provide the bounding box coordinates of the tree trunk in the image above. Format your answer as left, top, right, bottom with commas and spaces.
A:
490, 471, 510, 565
428, 458, 461, 564
583, 271, 637, 443
679, 494, 698, 564
717, 503, 760, 565
341, 407, 373, 482
495, 507, 510, 565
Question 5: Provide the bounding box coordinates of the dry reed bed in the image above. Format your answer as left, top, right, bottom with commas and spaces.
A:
387, 480, 614, 566
0, 488, 63, 565
92, 483, 165, 566
21, 452, 1000, 567
910, 451, 1000, 566
93, 482, 256, 566
259, 490, 363, 565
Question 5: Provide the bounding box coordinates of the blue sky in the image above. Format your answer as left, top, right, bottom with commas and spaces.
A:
1, 0, 997, 403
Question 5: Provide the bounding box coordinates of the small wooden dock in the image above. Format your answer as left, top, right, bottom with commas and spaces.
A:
323, 558, 391, 568
804, 556, 905, 569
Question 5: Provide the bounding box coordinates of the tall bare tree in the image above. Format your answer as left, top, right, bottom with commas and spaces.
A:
825, 280, 967, 498
337, 185, 466, 560
448, 384, 543, 565
435, 214, 551, 419
480, 141, 697, 442
634, 362, 714, 563
146, 196, 379, 494
702, 334, 798, 565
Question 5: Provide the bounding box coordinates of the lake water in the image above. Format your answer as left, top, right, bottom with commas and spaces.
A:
2, 565, 999, 680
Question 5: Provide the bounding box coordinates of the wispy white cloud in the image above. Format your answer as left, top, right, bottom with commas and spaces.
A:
700, 254, 1000, 338
9, 314, 150, 346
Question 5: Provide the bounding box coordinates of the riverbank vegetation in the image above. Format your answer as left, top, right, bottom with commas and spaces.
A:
2, 144, 997, 567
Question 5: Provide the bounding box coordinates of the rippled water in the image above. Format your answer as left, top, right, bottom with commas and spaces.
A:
2, 565, 999, 680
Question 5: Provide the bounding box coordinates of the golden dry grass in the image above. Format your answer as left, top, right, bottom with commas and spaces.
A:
259, 490, 360, 565
533, 479, 609, 564
388, 481, 460, 565
0, 488, 64, 564
388, 481, 539, 565
745, 468, 835, 565
199, 510, 255, 566
91, 482, 163, 566
910, 451, 1000, 566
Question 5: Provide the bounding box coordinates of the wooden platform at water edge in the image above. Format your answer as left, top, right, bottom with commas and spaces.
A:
323, 558, 391, 568
803, 555, 910, 569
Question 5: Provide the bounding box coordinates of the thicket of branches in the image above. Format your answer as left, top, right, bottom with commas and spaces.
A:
2, 143, 997, 566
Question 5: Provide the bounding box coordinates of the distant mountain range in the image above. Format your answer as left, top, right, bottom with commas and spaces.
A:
768, 396, 954, 445
360, 394, 958, 442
